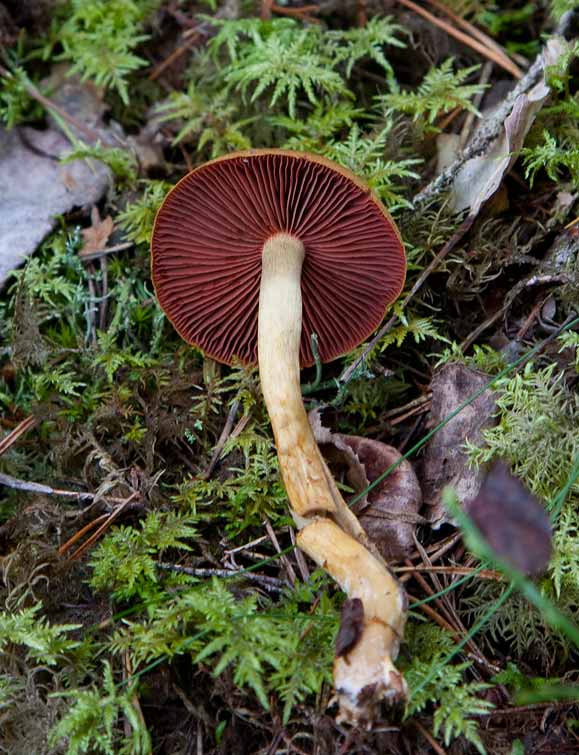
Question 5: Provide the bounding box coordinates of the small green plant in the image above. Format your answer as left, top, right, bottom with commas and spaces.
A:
379, 58, 485, 127
90, 511, 198, 600
110, 575, 338, 724
0, 66, 43, 128
61, 140, 139, 188
521, 130, 579, 186
49, 661, 152, 755
117, 180, 171, 246
404, 625, 493, 754
0, 603, 79, 664
54, 0, 161, 104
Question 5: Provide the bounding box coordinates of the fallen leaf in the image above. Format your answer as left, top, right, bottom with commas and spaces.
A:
421, 363, 497, 527
310, 410, 423, 560
80, 209, 114, 255
465, 461, 552, 576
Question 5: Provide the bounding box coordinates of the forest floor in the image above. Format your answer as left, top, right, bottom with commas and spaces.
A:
1, 1, 579, 753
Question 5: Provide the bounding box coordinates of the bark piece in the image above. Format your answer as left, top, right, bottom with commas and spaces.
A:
421, 363, 497, 526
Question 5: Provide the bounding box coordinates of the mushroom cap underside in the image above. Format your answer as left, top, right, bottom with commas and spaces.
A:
151, 149, 406, 367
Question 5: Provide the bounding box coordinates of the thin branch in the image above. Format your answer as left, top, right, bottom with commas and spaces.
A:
0, 416, 37, 457
157, 562, 286, 593
395, 0, 523, 79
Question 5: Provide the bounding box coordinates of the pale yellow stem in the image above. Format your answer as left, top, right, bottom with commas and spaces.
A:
258, 233, 365, 539
257, 232, 407, 724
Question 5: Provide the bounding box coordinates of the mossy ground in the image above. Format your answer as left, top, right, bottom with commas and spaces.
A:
1, 1, 579, 753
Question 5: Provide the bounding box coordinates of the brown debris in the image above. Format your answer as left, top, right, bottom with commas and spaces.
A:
465, 461, 552, 576
421, 363, 497, 526
311, 410, 423, 560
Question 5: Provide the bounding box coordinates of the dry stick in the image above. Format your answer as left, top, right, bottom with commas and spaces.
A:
59, 513, 110, 556
157, 562, 285, 593
389, 399, 432, 426
406, 559, 462, 634
340, 214, 475, 385
78, 242, 134, 262
460, 272, 572, 351
264, 518, 298, 585
68, 492, 139, 561
407, 594, 459, 635
516, 296, 548, 340
412, 719, 449, 755
422, 0, 524, 75
149, 0, 239, 81
0, 416, 37, 457
99, 256, 109, 331
289, 526, 311, 582
413, 535, 492, 670
372, 393, 431, 424
0, 471, 104, 502
395, 0, 523, 79
149, 31, 201, 80
459, 61, 494, 147
203, 399, 240, 479
395, 565, 502, 579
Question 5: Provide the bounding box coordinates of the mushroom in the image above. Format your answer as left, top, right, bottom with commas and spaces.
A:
151, 149, 407, 724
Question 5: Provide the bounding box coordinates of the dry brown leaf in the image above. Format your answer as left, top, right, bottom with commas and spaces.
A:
310, 410, 422, 560
421, 363, 497, 527
465, 460, 552, 576
80, 209, 114, 255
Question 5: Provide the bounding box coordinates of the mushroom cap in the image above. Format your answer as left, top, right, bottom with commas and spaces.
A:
151, 149, 406, 367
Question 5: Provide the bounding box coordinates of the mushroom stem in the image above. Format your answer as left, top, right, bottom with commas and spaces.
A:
258, 232, 407, 723
258, 233, 365, 539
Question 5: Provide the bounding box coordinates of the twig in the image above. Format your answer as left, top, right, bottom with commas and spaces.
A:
204, 399, 240, 479
422, 0, 524, 76
149, 31, 201, 81
412, 534, 495, 671
389, 399, 432, 426
58, 513, 110, 556
395, 564, 502, 579
68, 492, 139, 561
381, 394, 432, 421
395, 0, 523, 79
157, 563, 285, 593
0, 416, 37, 457
290, 526, 310, 582
264, 518, 297, 585
99, 256, 109, 331
459, 61, 494, 147
78, 241, 134, 262
0, 472, 96, 501
339, 214, 475, 385
412, 719, 448, 755
516, 296, 548, 340
408, 594, 460, 635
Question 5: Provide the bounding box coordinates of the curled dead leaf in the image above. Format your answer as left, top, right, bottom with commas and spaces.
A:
310, 410, 422, 560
